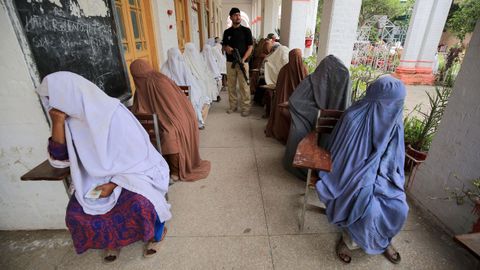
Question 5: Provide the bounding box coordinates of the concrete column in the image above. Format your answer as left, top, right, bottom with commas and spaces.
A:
304, 0, 319, 56
394, 0, 452, 85
262, 0, 275, 38
417, 0, 453, 71
410, 21, 480, 234
316, 0, 362, 68
280, 0, 310, 50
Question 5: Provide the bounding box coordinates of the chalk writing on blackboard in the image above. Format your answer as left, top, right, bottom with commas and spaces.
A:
14, 0, 130, 98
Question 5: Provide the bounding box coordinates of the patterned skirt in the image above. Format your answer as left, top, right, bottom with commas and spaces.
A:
66, 189, 162, 254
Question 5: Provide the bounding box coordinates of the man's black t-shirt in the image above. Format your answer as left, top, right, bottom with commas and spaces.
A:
222, 25, 253, 62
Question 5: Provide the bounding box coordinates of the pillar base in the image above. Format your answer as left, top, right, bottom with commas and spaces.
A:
393, 67, 435, 85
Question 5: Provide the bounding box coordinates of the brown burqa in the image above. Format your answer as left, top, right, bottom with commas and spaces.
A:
265, 49, 307, 144
250, 39, 272, 94
130, 59, 210, 181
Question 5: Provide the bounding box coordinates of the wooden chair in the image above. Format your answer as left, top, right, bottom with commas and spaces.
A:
260, 84, 276, 117
133, 113, 162, 154
293, 109, 343, 231
454, 233, 480, 260
21, 113, 166, 198
178, 85, 190, 96
21, 160, 72, 197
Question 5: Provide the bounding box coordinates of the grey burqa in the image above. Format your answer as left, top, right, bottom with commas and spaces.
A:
283, 55, 351, 180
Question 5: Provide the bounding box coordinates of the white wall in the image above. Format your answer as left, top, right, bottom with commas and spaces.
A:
0, 1, 68, 230
151, 0, 179, 64
221, 0, 252, 33
410, 22, 480, 235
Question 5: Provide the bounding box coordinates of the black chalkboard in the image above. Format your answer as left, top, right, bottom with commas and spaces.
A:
14, 0, 130, 99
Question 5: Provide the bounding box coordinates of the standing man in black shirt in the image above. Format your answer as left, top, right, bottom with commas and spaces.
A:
222, 8, 253, 117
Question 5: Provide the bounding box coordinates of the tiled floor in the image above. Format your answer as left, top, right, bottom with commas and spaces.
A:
0, 88, 477, 269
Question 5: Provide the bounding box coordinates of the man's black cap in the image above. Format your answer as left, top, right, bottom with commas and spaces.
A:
229, 8, 240, 16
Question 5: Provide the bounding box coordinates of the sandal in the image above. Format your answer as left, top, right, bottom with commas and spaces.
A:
336, 238, 352, 264
144, 227, 168, 258
103, 249, 119, 264
383, 245, 401, 264
170, 174, 179, 182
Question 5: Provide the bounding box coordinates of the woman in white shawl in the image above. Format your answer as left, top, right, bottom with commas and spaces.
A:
211, 43, 227, 75
202, 44, 223, 97
264, 45, 290, 85
183, 42, 218, 102
37, 71, 171, 262
161, 47, 207, 129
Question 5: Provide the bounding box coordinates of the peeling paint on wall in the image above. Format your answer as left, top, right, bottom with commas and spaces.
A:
77, 0, 109, 17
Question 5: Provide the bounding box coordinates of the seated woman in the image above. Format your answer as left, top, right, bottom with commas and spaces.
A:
130, 59, 211, 182
202, 44, 223, 100
36, 71, 171, 263
184, 42, 218, 103
251, 38, 272, 101
265, 48, 307, 144
162, 47, 207, 129
283, 55, 351, 180
316, 76, 408, 264
263, 45, 290, 86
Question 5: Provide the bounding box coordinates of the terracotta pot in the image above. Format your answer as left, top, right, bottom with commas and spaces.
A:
406, 144, 427, 162
305, 37, 313, 48
404, 144, 427, 172
471, 201, 480, 233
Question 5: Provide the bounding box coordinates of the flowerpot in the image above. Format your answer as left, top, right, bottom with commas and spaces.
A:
404, 145, 428, 190
406, 144, 427, 163
305, 37, 313, 48
472, 201, 480, 233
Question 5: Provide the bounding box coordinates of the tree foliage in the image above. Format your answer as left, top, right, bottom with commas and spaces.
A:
447, 0, 480, 41
359, 0, 414, 25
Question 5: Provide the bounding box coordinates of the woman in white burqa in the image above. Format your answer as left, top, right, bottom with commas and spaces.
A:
36, 71, 171, 262
202, 44, 223, 99
161, 47, 207, 129
183, 42, 218, 102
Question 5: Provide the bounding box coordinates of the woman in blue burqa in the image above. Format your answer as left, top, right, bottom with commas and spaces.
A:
316, 75, 409, 264
283, 55, 351, 179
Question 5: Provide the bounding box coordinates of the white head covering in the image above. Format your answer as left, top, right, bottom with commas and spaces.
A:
210, 44, 227, 74
161, 47, 206, 126
36, 72, 171, 221
184, 42, 218, 101
264, 45, 290, 85
202, 44, 222, 79
206, 38, 216, 47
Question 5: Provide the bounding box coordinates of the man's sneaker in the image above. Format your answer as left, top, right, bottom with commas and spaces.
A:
226, 108, 237, 114
241, 111, 250, 117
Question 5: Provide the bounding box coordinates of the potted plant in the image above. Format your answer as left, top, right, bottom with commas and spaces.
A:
403, 86, 452, 163
305, 28, 314, 48
440, 175, 480, 233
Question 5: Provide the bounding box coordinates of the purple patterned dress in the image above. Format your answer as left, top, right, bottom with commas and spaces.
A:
48, 138, 165, 254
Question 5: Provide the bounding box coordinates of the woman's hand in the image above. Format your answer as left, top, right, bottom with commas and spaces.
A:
49, 108, 67, 123
49, 108, 67, 144
96, 182, 118, 198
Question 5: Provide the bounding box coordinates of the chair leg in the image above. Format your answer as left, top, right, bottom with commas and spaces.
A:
300, 169, 312, 231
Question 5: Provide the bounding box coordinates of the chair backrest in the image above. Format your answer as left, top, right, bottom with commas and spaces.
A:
133, 113, 162, 154
315, 109, 343, 134
178, 85, 190, 96
315, 109, 343, 146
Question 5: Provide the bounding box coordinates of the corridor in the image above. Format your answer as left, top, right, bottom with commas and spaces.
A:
0, 88, 476, 270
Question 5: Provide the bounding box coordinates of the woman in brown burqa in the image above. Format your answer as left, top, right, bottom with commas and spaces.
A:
130, 59, 210, 181
265, 48, 307, 144
250, 38, 272, 95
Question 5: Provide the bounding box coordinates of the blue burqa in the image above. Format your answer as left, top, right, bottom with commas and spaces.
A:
316, 75, 409, 254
